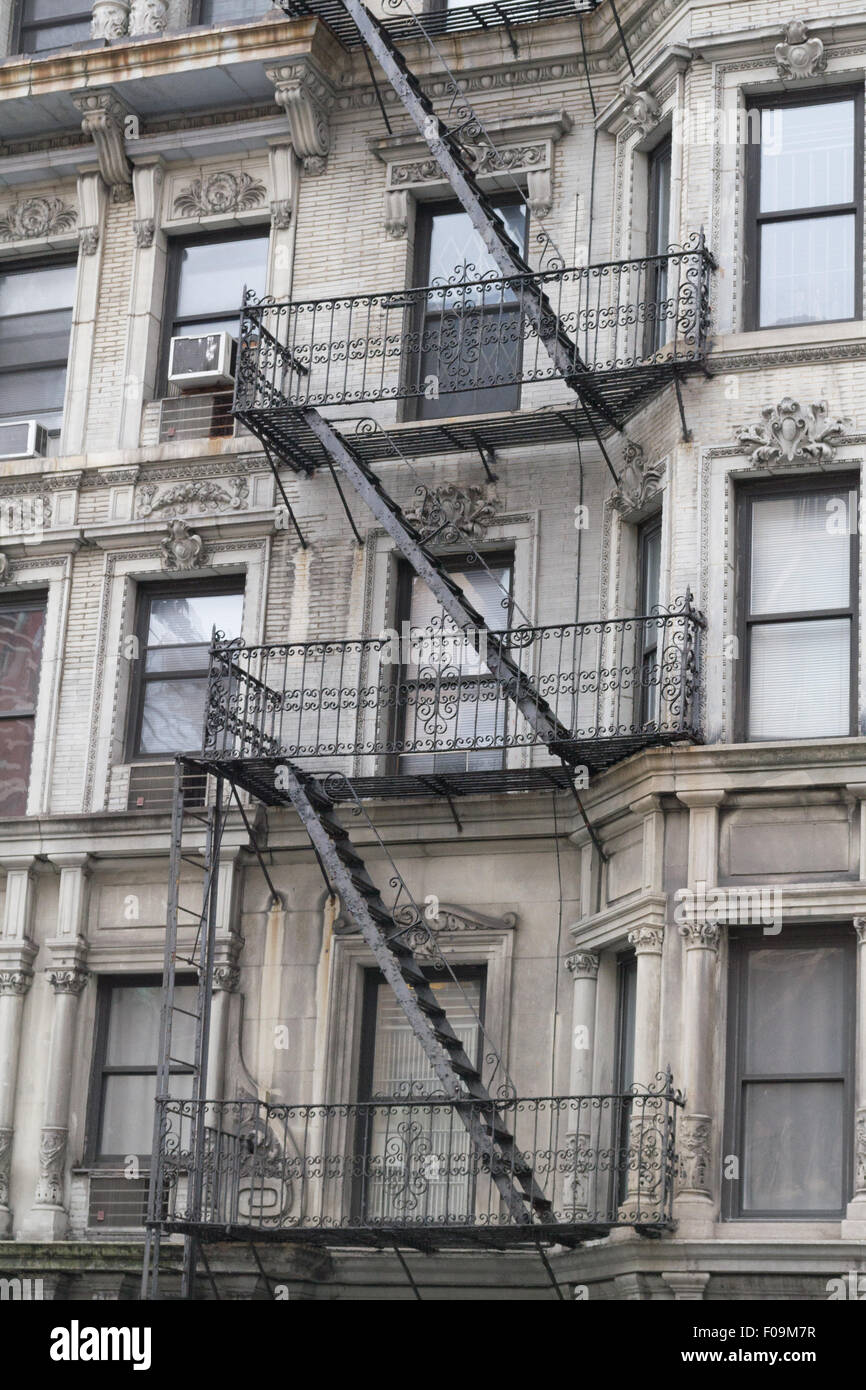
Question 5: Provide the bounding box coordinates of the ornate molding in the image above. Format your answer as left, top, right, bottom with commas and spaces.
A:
0, 969, 33, 996
678, 921, 720, 951
774, 20, 826, 80
565, 950, 599, 979
129, 0, 168, 35
855, 916, 866, 945
213, 964, 241, 993
406, 482, 500, 545
133, 218, 155, 248
267, 62, 336, 174
0, 553, 9, 587
628, 926, 664, 955
91, 0, 129, 40
47, 967, 89, 996
72, 90, 133, 203
34, 1127, 67, 1208
736, 398, 850, 468
173, 170, 266, 219
384, 188, 409, 241
161, 519, 206, 571
0, 196, 77, 243
619, 79, 661, 136
856, 1108, 866, 1194
270, 200, 293, 231
78, 225, 99, 256
678, 1113, 712, 1194
335, 900, 517, 942
611, 443, 665, 516
137, 477, 249, 519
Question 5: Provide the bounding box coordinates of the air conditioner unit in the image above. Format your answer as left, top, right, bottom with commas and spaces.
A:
0, 419, 49, 461
168, 331, 236, 388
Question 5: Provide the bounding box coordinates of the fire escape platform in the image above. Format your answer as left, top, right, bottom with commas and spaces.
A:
281, 0, 599, 51
156, 1217, 615, 1252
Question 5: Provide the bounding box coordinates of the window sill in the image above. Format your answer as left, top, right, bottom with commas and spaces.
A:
711, 318, 866, 364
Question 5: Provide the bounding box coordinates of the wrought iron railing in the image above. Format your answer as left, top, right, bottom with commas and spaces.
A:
280, 0, 600, 48
233, 237, 714, 417
202, 597, 703, 770
151, 1077, 682, 1243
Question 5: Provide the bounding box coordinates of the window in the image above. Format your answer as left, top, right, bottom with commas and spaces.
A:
637, 515, 662, 727
15, 0, 92, 54
0, 594, 46, 818
737, 478, 857, 741
128, 581, 244, 759
395, 554, 513, 774
645, 137, 672, 354
355, 966, 485, 1221
160, 230, 269, 392
410, 198, 528, 420
724, 930, 854, 1218
197, 0, 271, 20
746, 93, 862, 329
613, 951, 637, 1203
0, 259, 76, 432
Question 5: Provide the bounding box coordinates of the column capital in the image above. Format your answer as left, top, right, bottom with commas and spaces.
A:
47, 851, 93, 875
213, 963, 241, 993
565, 950, 600, 979
628, 925, 664, 955
47, 966, 90, 996
0, 855, 37, 876
855, 917, 866, 944
677, 789, 726, 810
629, 793, 663, 818
678, 920, 721, 952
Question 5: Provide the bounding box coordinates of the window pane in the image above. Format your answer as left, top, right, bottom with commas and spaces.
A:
198, 0, 270, 19
750, 494, 850, 615
100, 1070, 193, 1157
147, 592, 243, 648
370, 977, 481, 1098
749, 619, 849, 739
175, 237, 269, 322
406, 564, 511, 675
0, 366, 68, 424
427, 205, 526, 289
744, 947, 847, 1074
650, 143, 672, 256
760, 101, 854, 214
0, 309, 74, 371
0, 607, 45, 712
105, 984, 197, 1067
20, 18, 92, 50
139, 677, 209, 754
742, 1081, 844, 1212
759, 214, 855, 326
145, 643, 210, 675
0, 718, 35, 817
0, 265, 75, 317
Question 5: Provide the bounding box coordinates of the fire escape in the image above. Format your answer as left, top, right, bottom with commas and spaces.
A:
143, 0, 707, 1299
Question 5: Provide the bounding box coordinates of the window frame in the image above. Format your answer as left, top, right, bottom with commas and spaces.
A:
735, 473, 859, 743
0, 252, 77, 430
644, 136, 672, 356
722, 926, 856, 1221
636, 513, 662, 726
84, 974, 197, 1168
157, 227, 270, 395
125, 576, 245, 763
13, 0, 93, 56
0, 590, 47, 818
743, 86, 864, 332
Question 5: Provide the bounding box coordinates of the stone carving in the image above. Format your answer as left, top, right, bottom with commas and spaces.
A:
138, 477, 249, 519
213, 964, 241, 993
47, 968, 89, 996
628, 925, 664, 954
611, 442, 665, 515
73, 90, 133, 202
679, 1113, 712, 1192
855, 916, 866, 945
129, 0, 168, 34
0, 197, 77, 242
736, 398, 849, 468
408, 482, 500, 544
620, 79, 661, 134
91, 0, 129, 39
384, 189, 409, 240
678, 920, 720, 951
335, 901, 517, 949
565, 950, 600, 978
78, 225, 99, 256
161, 519, 206, 571
0, 969, 33, 995
133, 218, 155, 248
270, 200, 293, 231
267, 62, 335, 175
34, 1127, 67, 1207
775, 20, 826, 80
856, 1108, 866, 1192
0, 553, 9, 586
0, 1128, 11, 1209
173, 171, 267, 219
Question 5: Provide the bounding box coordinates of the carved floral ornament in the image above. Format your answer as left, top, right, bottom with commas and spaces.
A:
0, 197, 77, 243
137, 477, 249, 519
735, 398, 850, 469
774, 20, 826, 80
619, 79, 661, 136
406, 482, 500, 545
611, 442, 665, 516
172, 171, 267, 220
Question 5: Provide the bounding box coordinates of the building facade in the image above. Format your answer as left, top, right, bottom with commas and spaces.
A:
1, 0, 865, 1300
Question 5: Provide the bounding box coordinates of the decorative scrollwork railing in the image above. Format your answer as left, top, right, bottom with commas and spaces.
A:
152, 1076, 683, 1241
233, 238, 715, 416
202, 596, 704, 771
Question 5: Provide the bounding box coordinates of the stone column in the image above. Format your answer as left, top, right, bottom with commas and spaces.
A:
627, 926, 664, 1089
268, 141, 300, 301
843, 916, 866, 1236
564, 950, 599, 1216
207, 964, 240, 1100
674, 790, 725, 1237
0, 857, 38, 1236
62, 168, 108, 455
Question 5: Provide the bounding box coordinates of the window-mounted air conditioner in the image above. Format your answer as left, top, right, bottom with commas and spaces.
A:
0, 419, 49, 461
167, 331, 236, 388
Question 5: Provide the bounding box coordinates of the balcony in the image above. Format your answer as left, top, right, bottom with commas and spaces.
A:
280, 0, 600, 49
151, 1078, 682, 1249
233, 239, 715, 470
201, 597, 703, 802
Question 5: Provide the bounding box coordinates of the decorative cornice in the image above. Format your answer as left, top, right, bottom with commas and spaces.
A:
565, 950, 599, 979
0, 196, 77, 243
774, 20, 825, 80
72, 90, 133, 202
735, 398, 851, 469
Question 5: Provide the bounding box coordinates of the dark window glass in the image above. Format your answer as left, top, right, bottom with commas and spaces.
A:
161, 232, 269, 390
91, 980, 196, 1161
738, 481, 856, 740
17, 0, 92, 53
645, 138, 672, 353
0, 597, 46, 817
396, 555, 513, 774
725, 934, 854, 1217
614, 951, 637, 1203
749, 97, 861, 328
411, 200, 528, 419
198, 0, 271, 19
129, 583, 244, 758
637, 516, 662, 727
0, 261, 76, 430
